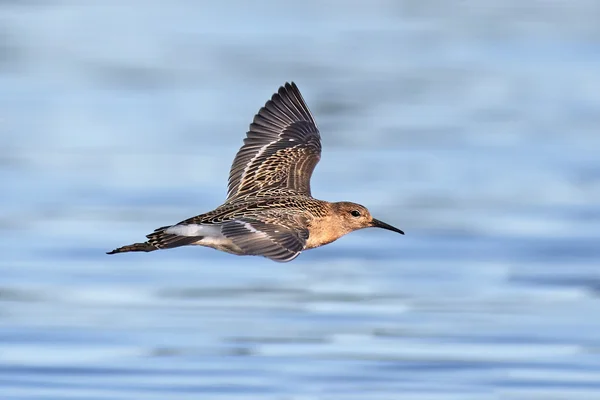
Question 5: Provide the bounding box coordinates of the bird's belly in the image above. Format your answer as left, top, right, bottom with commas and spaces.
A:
165, 223, 245, 255
192, 236, 245, 255
305, 235, 339, 249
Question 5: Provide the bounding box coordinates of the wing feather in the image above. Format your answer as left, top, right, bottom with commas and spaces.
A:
226, 82, 321, 200
221, 218, 308, 262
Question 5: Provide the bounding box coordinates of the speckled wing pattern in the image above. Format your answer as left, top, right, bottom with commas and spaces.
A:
145, 199, 315, 262
222, 217, 308, 262
226, 82, 321, 201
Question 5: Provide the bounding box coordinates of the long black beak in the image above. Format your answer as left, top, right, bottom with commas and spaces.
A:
372, 218, 404, 235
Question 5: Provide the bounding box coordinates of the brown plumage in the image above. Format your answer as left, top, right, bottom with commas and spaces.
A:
107, 82, 404, 262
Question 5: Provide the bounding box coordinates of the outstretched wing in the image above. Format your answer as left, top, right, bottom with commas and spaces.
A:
226, 82, 321, 201
221, 218, 308, 262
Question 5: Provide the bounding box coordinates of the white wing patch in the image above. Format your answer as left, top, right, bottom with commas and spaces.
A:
165, 224, 222, 237
240, 220, 260, 234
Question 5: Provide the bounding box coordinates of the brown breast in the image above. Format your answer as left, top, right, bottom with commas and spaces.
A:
305, 215, 348, 249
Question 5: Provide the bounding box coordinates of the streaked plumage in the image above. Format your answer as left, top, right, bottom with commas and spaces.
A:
107, 82, 404, 262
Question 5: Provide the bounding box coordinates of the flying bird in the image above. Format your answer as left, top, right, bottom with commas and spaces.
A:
108, 82, 404, 262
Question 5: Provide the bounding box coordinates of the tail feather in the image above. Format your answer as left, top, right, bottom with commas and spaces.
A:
107, 242, 157, 254
107, 226, 203, 255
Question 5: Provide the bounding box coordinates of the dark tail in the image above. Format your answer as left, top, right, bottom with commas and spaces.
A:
107, 242, 157, 254
107, 225, 203, 255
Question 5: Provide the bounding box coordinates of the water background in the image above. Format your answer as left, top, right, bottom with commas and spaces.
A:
2, 1, 600, 399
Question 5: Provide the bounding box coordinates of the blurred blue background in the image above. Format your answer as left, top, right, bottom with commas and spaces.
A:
2, 1, 600, 399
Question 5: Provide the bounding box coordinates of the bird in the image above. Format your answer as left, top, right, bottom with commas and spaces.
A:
107, 82, 404, 262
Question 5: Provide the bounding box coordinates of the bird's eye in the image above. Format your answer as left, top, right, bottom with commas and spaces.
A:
350, 210, 361, 217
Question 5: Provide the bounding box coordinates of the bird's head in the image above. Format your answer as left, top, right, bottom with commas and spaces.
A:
332, 202, 404, 236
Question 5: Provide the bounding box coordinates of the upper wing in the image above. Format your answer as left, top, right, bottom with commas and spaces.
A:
226, 82, 321, 201
221, 218, 308, 262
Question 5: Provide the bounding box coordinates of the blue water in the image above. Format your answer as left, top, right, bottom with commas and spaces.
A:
2, 1, 600, 399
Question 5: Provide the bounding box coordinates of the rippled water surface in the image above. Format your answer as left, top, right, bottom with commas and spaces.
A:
2, 1, 600, 399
